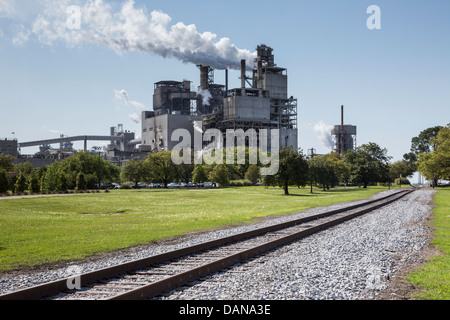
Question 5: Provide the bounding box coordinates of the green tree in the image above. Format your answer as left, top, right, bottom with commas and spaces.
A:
60, 152, 120, 188
59, 172, 69, 192
417, 126, 450, 187
176, 163, 195, 184
146, 151, 177, 188
28, 173, 41, 193
76, 172, 87, 191
245, 164, 260, 185
308, 155, 338, 191
224, 147, 260, 180
325, 152, 351, 186
344, 143, 391, 188
404, 126, 443, 174
14, 172, 27, 193
209, 164, 230, 187
263, 147, 308, 195
411, 126, 443, 156
388, 161, 415, 188
15, 162, 33, 175
120, 160, 150, 186
192, 165, 208, 184
0, 154, 15, 172
42, 163, 61, 192
0, 169, 9, 193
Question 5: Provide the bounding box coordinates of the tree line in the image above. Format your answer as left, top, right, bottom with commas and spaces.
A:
406, 124, 450, 187
3, 125, 447, 196
0, 152, 120, 194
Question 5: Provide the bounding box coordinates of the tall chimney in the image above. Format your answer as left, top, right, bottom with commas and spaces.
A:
257, 59, 263, 89
199, 65, 209, 90
225, 69, 228, 95
240, 59, 246, 92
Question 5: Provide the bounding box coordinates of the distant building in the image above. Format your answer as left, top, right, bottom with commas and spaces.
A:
141, 81, 203, 153
140, 44, 299, 153
331, 125, 357, 154
331, 106, 357, 154
0, 139, 18, 158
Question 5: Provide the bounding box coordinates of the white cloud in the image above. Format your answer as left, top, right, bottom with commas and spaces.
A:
12, 26, 30, 46
0, 0, 15, 18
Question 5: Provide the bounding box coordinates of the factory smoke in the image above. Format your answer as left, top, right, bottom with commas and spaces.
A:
314, 121, 335, 150
24, 0, 255, 70
196, 89, 212, 106
114, 89, 146, 124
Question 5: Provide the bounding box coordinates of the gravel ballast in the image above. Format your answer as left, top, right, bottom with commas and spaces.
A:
0, 189, 436, 300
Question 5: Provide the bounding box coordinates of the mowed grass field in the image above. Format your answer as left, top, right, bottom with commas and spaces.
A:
0, 186, 400, 273
406, 188, 450, 300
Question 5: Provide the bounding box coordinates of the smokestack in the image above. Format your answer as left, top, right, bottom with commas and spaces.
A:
199, 65, 209, 90
241, 59, 246, 89
257, 58, 263, 89
225, 69, 228, 95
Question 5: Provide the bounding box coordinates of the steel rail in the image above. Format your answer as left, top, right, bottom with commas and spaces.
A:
109, 189, 413, 300
0, 189, 413, 300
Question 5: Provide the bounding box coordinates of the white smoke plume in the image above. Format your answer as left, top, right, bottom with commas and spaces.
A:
314, 121, 335, 150
14, 0, 255, 70
114, 89, 146, 124
196, 89, 212, 106
41, 126, 64, 135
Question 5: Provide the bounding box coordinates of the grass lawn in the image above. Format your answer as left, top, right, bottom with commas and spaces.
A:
0, 185, 399, 273
406, 188, 450, 300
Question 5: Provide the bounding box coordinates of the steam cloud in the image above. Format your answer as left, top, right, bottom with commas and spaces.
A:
197, 89, 212, 106
114, 89, 146, 124
15, 0, 256, 70
314, 121, 335, 150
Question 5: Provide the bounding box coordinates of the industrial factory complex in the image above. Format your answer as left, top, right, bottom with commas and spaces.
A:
2, 45, 357, 168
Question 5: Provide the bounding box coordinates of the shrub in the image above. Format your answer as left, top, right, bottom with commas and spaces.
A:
0, 169, 9, 194
121, 183, 132, 189
209, 165, 230, 187
245, 164, 260, 185
76, 172, 87, 191
395, 178, 411, 186
14, 172, 27, 193
28, 174, 41, 194
59, 172, 69, 192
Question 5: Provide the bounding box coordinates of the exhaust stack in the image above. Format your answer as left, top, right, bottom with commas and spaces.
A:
241, 59, 246, 95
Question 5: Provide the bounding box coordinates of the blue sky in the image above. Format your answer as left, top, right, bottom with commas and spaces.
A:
1, 0, 449, 164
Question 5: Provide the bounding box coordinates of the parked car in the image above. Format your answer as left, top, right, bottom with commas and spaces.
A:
167, 183, 180, 189
132, 183, 147, 189
100, 183, 114, 190
203, 182, 216, 188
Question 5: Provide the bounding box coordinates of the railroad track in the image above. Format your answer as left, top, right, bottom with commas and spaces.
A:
0, 189, 414, 300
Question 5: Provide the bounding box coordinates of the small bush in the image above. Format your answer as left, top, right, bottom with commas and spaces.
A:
229, 180, 253, 187
395, 178, 411, 186
76, 172, 87, 191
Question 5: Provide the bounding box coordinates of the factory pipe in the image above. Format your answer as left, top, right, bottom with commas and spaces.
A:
257, 59, 263, 90
241, 59, 246, 95
200, 65, 209, 90
225, 69, 228, 95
